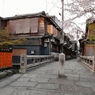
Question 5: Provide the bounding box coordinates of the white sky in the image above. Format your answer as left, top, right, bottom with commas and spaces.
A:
0, 0, 62, 20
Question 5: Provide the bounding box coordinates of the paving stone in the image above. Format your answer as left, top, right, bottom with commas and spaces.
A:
30, 90, 47, 95
61, 84, 95, 94
12, 87, 28, 90
8, 74, 22, 80
0, 74, 22, 88
29, 77, 50, 83
93, 89, 95, 92
64, 70, 77, 75
0, 80, 10, 88
21, 74, 38, 78
10, 81, 37, 87
27, 87, 61, 92
28, 88, 62, 95
36, 83, 59, 90
52, 70, 59, 74
65, 74, 79, 81
17, 77, 30, 82
37, 74, 58, 79
11, 89, 31, 95
64, 94, 74, 95
49, 78, 75, 85
0, 60, 95, 95
76, 81, 95, 88
46, 69, 54, 74
0, 87, 15, 95
74, 93, 95, 95
47, 91, 63, 95
76, 68, 90, 75
79, 75, 95, 82
30, 70, 46, 74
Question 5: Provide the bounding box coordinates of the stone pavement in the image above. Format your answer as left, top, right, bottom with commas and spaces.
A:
0, 59, 95, 95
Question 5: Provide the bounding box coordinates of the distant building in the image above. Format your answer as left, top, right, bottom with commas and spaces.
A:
64, 34, 77, 59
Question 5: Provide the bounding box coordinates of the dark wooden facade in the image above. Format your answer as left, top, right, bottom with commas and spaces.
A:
64, 35, 77, 59
79, 17, 95, 56
0, 11, 78, 63
0, 11, 62, 62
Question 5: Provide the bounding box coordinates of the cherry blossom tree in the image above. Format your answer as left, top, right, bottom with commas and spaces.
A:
63, 0, 95, 40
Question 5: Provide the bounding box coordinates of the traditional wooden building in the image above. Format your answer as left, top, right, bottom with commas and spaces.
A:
79, 17, 95, 56
0, 11, 62, 63
0, 11, 78, 65
64, 34, 77, 59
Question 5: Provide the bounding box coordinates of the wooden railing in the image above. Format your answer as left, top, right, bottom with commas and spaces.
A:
19, 54, 54, 73
80, 55, 95, 72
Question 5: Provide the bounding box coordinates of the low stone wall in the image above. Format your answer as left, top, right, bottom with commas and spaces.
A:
80, 55, 95, 72
19, 54, 54, 73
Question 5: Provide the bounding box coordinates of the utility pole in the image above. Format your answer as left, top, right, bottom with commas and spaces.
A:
62, 0, 64, 36
58, 0, 65, 78
60, 0, 64, 52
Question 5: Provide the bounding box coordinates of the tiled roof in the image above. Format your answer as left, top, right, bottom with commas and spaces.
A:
2, 11, 46, 20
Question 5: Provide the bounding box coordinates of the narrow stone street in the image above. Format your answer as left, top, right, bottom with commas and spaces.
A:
0, 59, 95, 95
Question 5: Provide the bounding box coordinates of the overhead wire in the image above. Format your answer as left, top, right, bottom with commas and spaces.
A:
47, 0, 60, 13
44, 0, 61, 14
